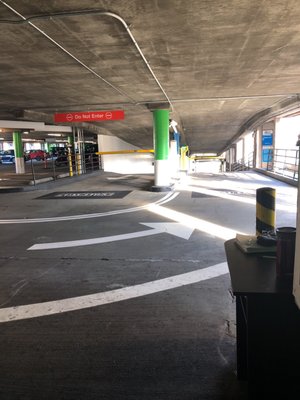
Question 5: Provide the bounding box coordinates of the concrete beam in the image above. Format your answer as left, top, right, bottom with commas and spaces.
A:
0, 120, 72, 133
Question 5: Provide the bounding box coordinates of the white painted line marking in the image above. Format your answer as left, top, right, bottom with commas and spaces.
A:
0, 262, 228, 323
0, 191, 179, 224
28, 222, 194, 250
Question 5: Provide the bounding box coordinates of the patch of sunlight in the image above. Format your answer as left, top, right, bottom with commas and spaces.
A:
188, 177, 264, 192
146, 203, 247, 241
178, 184, 296, 213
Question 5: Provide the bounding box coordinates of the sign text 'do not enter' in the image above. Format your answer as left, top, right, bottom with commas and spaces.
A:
54, 110, 125, 123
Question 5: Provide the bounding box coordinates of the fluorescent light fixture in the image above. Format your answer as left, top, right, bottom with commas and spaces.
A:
47, 133, 62, 137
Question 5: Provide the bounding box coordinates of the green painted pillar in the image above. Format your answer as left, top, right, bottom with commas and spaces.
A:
153, 109, 171, 189
68, 134, 74, 152
13, 131, 25, 173
154, 109, 169, 160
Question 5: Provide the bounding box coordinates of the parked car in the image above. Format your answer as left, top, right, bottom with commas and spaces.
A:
55, 154, 69, 166
0, 150, 15, 164
55, 152, 98, 167
24, 150, 48, 161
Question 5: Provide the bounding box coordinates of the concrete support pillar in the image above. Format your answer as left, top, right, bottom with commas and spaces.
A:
256, 127, 262, 168
169, 139, 180, 180
236, 138, 244, 163
293, 136, 300, 309
227, 145, 236, 171
173, 132, 180, 154
68, 132, 75, 153
253, 130, 257, 168
13, 131, 25, 174
152, 109, 172, 190
241, 138, 245, 162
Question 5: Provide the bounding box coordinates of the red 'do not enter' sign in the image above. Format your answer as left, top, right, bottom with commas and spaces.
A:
54, 110, 125, 123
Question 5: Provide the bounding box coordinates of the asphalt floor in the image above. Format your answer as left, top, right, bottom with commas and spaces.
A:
0, 168, 297, 399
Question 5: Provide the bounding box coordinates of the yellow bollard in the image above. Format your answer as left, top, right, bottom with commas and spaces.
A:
68, 152, 73, 177
256, 187, 276, 235
76, 153, 82, 175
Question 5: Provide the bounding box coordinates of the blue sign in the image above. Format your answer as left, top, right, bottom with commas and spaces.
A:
262, 149, 273, 162
262, 132, 273, 146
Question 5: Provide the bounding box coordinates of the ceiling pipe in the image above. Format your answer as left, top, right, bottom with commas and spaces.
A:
0, 2, 136, 104
0, 2, 172, 109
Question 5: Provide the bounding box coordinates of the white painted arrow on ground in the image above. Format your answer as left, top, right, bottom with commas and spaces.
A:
28, 223, 194, 250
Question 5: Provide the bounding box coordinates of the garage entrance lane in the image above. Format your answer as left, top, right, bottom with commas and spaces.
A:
0, 171, 296, 399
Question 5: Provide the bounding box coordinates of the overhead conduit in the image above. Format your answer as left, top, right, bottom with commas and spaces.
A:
0, 1, 173, 109
2, 2, 300, 153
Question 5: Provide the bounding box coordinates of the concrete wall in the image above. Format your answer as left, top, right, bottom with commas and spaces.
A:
193, 160, 221, 173
98, 135, 154, 174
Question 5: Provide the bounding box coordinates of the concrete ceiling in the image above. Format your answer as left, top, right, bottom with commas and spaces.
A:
1, 0, 300, 154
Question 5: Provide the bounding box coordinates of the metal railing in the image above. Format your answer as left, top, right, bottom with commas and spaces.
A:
36, 152, 102, 183
228, 148, 299, 182
265, 148, 299, 181
230, 152, 254, 172
0, 152, 102, 187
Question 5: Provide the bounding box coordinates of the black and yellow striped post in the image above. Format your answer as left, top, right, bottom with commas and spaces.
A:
256, 187, 276, 235
67, 149, 73, 177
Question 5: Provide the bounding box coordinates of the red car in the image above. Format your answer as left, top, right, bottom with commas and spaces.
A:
25, 150, 48, 161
